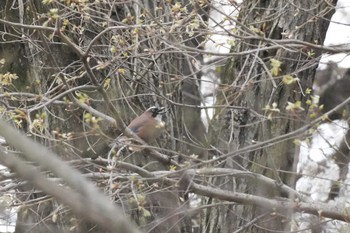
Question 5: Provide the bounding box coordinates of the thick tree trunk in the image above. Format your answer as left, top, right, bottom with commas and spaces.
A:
1, 0, 206, 232
207, 0, 336, 232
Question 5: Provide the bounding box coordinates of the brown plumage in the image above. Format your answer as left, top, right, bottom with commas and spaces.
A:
127, 106, 165, 143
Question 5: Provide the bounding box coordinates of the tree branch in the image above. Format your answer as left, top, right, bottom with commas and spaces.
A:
0, 120, 141, 233
180, 171, 350, 223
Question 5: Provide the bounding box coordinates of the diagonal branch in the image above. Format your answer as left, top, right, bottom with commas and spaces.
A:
0, 120, 140, 233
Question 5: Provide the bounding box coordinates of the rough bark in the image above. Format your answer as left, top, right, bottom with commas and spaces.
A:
207, 0, 337, 232
0, 0, 207, 232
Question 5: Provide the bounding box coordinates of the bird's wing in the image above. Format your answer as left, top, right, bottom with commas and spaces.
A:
129, 126, 141, 133
128, 117, 147, 133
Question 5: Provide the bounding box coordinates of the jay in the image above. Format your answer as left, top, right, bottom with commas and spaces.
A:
127, 106, 166, 143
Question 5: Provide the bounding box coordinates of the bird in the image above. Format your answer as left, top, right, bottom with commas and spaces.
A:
127, 106, 166, 143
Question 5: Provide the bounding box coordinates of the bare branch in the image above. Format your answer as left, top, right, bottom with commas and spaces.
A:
0, 120, 141, 233
180, 171, 350, 223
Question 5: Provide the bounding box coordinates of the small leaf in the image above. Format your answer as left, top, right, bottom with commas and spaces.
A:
311, 95, 319, 104
103, 78, 111, 89
322, 114, 329, 121
282, 75, 299, 85
141, 207, 151, 217
110, 45, 117, 53
42, 0, 53, 4
270, 59, 282, 76
293, 139, 302, 146
117, 68, 126, 74
52, 213, 58, 223
0, 72, 18, 86
41, 112, 47, 119
49, 8, 59, 19
286, 101, 305, 112
309, 112, 317, 119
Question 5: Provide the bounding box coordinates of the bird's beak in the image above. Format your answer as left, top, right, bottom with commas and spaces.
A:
157, 107, 166, 114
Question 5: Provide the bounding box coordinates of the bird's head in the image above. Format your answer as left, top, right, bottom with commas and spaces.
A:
146, 106, 166, 118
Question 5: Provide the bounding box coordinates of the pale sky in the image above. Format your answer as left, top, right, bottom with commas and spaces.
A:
319, 0, 350, 69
